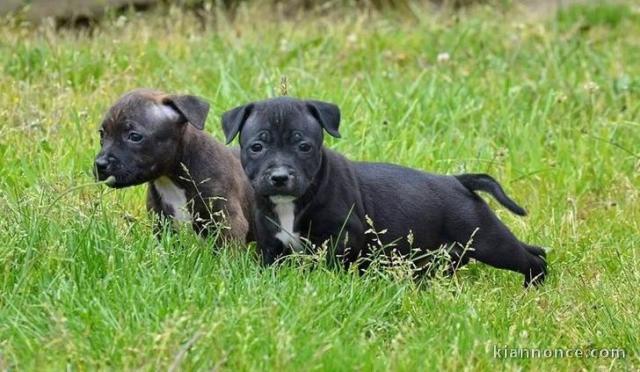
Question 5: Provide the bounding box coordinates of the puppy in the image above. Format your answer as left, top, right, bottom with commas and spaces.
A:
94, 89, 253, 243
221, 97, 547, 286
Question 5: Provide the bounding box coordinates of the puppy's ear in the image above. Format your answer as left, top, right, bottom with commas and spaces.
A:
222, 103, 254, 144
306, 100, 341, 138
162, 95, 210, 130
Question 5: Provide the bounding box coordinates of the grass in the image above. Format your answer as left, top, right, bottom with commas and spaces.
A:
0, 1, 639, 370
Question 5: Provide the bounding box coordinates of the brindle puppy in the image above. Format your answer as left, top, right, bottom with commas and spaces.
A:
95, 89, 253, 242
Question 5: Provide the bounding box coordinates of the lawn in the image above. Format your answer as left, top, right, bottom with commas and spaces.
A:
0, 1, 638, 370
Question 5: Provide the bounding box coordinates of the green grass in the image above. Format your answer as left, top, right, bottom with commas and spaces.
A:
1, 2, 639, 370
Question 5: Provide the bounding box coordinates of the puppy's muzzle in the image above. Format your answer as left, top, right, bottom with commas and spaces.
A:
94, 157, 109, 173
269, 166, 293, 188
94, 154, 119, 179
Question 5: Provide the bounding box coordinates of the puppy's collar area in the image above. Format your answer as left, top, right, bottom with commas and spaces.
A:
296, 148, 328, 207
269, 195, 296, 204
269, 196, 302, 251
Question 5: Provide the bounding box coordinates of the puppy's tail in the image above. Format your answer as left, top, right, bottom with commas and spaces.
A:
455, 173, 527, 216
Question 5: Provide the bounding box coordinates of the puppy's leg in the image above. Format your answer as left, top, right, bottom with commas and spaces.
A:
225, 199, 249, 244
471, 234, 546, 287
254, 210, 286, 265
146, 186, 174, 238
449, 204, 547, 287
308, 216, 365, 271
201, 198, 248, 245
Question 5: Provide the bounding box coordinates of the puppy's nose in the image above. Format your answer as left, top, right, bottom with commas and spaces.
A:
270, 168, 291, 187
95, 157, 110, 172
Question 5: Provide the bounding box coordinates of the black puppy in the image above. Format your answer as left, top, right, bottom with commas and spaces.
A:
222, 97, 547, 286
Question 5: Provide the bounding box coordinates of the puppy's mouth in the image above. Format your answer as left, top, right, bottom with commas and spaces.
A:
95, 170, 111, 183
97, 173, 125, 188
103, 175, 117, 186
257, 188, 300, 199
251, 171, 308, 199
95, 169, 143, 189
254, 182, 302, 199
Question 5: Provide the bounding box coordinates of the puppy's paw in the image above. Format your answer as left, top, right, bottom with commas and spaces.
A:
524, 248, 547, 287
524, 244, 547, 258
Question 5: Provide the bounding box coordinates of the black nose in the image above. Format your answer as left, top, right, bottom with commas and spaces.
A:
95, 156, 109, 172
270, 168, 291, 187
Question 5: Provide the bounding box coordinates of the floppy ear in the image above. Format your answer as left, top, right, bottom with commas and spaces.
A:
306, 100, 341, 138
221, 103, 254, 144
162, 95, 210, 130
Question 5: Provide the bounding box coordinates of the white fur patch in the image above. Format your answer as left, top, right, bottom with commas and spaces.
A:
149, 104, 180, 122
270, 196, 302, 251
154, 176, 190, 222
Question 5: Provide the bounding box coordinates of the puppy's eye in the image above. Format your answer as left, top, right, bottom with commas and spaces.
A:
298, 143, 312, 152
250, 143, 263, 153
128, 132, 143, 143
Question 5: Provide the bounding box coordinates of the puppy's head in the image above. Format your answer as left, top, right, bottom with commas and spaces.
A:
94, 89, 209, 188
221, 97, 340, 199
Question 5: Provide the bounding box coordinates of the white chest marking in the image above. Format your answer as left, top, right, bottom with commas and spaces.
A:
270, 196, 302, 251
154, 177, 190, 222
